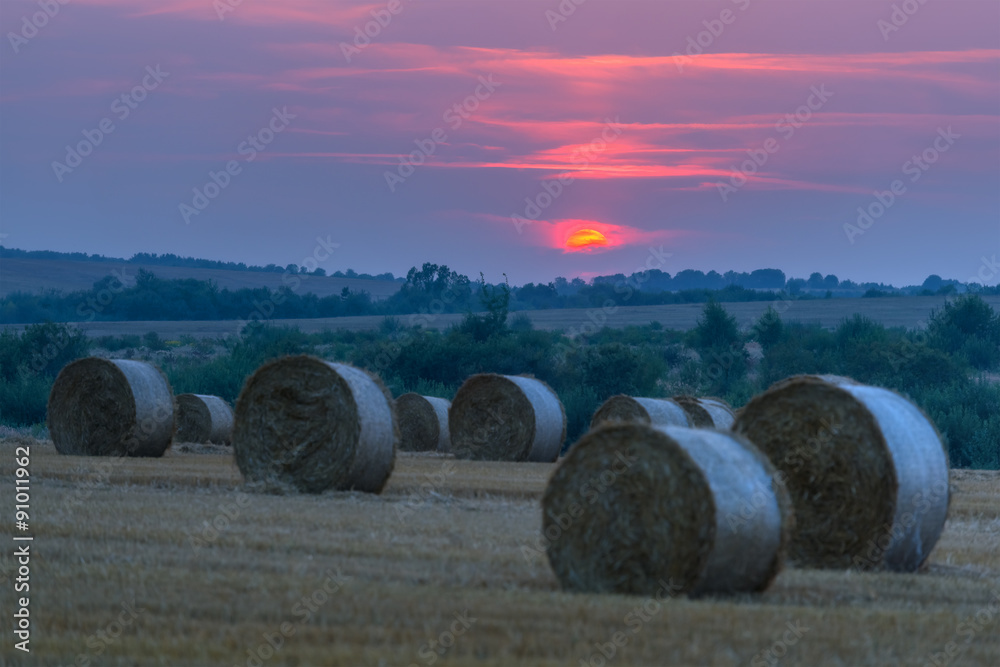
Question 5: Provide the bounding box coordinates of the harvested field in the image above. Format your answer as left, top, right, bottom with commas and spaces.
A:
1, 440, 998, 666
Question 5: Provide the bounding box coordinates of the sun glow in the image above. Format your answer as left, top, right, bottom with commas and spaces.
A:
565, 228, 608, 251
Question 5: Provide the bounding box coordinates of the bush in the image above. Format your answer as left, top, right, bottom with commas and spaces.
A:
752, 306, 784, 351
0, 323, 89, 426
928, 295, 1000, 370
0, 367, 51, 426
559, 384, 601, 451
143, 331, 168, 351
915, 379, 1000, 469
692, 300, 740, 351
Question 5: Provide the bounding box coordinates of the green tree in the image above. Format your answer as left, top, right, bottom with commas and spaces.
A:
692, 300, 741, 351
458, 273, 509, 342
752, 306, 784, 351
928, 295, 1000, 369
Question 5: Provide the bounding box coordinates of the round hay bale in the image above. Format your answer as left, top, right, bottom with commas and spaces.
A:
396, 393, 450, 452
542, 423, 791, 597
449, 374, 566, 462
698, 397, 736, 430
672, 395, 715, 427
175, 394, 234, 445
590, 395, 690, 429
232, 355, 398, 493
733, 375, 950, 571
48, 358, 175, 457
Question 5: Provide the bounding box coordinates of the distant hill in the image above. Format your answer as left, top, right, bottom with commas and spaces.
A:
0, 246, 400, 280
0, 257, 402, 300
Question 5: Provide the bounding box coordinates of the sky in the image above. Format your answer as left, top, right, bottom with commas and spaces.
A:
1, 0, 998, 287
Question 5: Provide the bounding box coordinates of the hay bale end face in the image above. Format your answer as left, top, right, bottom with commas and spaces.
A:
449, 374, 566, 462
175, 394, 234, 444
232, 356, 398, 494
698, 397, 736, 430
48, 358, 175, 457
396, 393, 451, 452
734, 375, 950, 571
671, 395, 716, 428
590, 395, 690, 429
542, 423, 790, 597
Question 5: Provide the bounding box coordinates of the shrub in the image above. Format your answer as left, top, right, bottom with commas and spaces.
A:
752, 306, 784, 351
692, 300, 740, 351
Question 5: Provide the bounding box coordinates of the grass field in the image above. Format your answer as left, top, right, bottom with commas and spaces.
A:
2, 439, 998, 666
8, 295, 1000, 339
0, 258, 402, 300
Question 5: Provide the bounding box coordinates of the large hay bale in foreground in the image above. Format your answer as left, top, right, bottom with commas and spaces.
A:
396, 393, 450, 452
590, 395, 690, 429
175, 394, 234, 444
449, 374, 565, 462
734, 375, 950, 571
232, 356, 398, 493
48, 358, 174, 457
542, 423, 791, 596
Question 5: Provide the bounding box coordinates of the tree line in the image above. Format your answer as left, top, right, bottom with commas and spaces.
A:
2, 293, 998, 469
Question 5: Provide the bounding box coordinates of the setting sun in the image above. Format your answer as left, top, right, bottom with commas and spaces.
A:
565, 228, 608, 251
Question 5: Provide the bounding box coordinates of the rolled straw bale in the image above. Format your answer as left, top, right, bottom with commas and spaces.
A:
698, 397, 736, 430
449, 374, 566, 462
175, 394, 234, 444
672, 395, 715, 427
733, 375, 949, 571
590, 395, 690, 429
48, 358, 174, 457
396, 393, 451, 452
542, 423, 791, 597
232, 356, 397, 493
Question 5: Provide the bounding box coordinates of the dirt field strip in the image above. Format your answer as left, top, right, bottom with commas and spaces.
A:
1, 441, 997, 665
